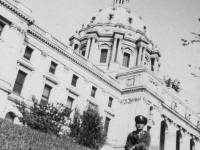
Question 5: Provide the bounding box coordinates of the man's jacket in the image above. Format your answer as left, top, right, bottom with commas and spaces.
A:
125, 130, 151, 150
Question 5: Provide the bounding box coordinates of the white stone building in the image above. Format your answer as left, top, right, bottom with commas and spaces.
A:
0, 0, 199, 149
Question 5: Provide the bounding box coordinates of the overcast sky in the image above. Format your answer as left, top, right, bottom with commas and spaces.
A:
19, 0, 200, 113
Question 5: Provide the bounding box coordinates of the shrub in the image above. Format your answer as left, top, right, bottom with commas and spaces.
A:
16, 96, 71, 135
70, 107, 107, 149
0, 119, 92, 150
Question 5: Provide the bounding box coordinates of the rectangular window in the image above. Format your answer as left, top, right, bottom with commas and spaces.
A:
71, 74, 78, 87
88, 102, 98, 110
100, 49, 108, 63
40, 84, 52, 106
151, 58, 155, 71
91, 86, 97, 98
13, 70, 27, 95
0, 21, 5, 36
23, 46, 33, 60
66, 96, 74, 110
66, 96, 74, 117
108, 97, 113, 108
122, 52, 130, 67
49, 61, 57, 74
104, 117, 111, 133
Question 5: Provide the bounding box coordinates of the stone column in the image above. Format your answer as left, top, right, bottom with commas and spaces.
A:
111, 38, 117, 62
87, 38, 95, 59
164, 120, 176, 150
142, 48, 146, 66
182, 132, 192, 150
154, 57, 158, 74
137, 47, 143, 66
85, 38, 92, 59
116, 39, 122, 63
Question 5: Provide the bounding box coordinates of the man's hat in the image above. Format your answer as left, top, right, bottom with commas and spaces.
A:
135, 115, 148, 125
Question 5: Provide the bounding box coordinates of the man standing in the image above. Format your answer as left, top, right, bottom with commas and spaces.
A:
125, 115, 151, 150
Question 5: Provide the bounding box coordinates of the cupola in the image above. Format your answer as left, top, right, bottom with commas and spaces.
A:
113, 0, 130, 9
69, 0, 161, 77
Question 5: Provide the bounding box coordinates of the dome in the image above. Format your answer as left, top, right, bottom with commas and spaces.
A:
84, 1, 152, 40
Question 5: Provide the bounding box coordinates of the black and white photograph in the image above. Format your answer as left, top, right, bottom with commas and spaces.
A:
0, 0, 200, 149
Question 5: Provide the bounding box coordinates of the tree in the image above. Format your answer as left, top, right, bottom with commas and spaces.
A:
16, 96, 71, 135
69, 108, 81, 141
182, 18, 200, 46
70, 107, 107, 149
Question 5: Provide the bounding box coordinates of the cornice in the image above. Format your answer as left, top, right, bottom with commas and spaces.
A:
80, 23, 154, 45
162, 103, 200, 135
0, 0, 34, 25
27, 26, 121, 93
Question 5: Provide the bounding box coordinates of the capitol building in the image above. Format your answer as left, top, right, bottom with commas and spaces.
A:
0, 0, 200, 149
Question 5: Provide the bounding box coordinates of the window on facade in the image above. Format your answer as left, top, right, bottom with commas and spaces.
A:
100, 49, 108, 63
151, 58, 155, 71
71, 74, 78, 87
13, 70, 27, 95
5, 112, 15, 123
67, 96, 74, 109
160, 120, 168, 150
23, 46, 33, 60
49, 61, 57, 74
104, 117, 111, 133
81, 50, 86, 56
40, 84, 52, 106
176, 130, 182, 150
91, 86, 97, 98
108, 97, 113, 108
190, 139, 195, 150
122, 52, 130, 67
0, 21, 5, 36
108, 14, 114, 20
88, 102, 98, 110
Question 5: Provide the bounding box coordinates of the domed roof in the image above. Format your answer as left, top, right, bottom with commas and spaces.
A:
84, 1, 152, 40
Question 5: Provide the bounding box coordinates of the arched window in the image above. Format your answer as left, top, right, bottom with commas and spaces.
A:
176, 130, 182, 150
190, 138, 195, 150
74, 44, 79, 51
5, 112, 15, 123
160, 120, 168, 150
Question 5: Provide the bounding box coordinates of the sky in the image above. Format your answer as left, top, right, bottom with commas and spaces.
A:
19, 0, 200, 113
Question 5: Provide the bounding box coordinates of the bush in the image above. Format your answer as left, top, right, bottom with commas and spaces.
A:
0, 119, 92, 150
16, 96, 71, 135
70, 107, 107, 149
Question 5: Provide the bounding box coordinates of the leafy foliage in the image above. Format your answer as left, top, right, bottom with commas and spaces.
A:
0, 119, 92, 150
182, 19, 200, 46
16, 96, 71, 135
70, 107, 107, 149
164, 77, 181, 92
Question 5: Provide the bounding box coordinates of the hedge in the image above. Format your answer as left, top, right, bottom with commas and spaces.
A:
0, 119, 92, 150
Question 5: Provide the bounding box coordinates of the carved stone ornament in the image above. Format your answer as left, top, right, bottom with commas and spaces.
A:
119, 96, 141, 104
64, 66, 70, 72
103, 27, 113, 32
84, 78, 90, 84
41, 51, 48, 57
10, 23, 26, 35
126, 78, 135, 86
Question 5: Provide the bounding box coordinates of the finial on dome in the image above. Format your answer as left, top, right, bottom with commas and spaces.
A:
113, 0, 130, 8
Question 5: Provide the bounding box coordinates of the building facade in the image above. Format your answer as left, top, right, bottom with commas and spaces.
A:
0, 0, 199, 149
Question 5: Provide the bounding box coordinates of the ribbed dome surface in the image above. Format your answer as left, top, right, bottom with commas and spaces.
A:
85, 6, 151, 39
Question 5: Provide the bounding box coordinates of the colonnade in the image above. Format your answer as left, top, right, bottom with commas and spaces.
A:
83, 37, 160, 73
160, 118, 199, 150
